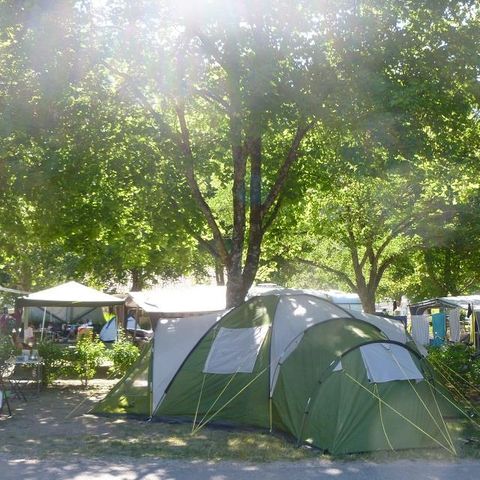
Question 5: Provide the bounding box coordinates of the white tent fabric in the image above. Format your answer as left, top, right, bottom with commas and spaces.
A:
449, 308, 461, 343
0, 285, 29, 294
248, 286, 363, 311
127, 286, 227, 316
269, 295, 352, 394
351, 312, 407, 344
333, 360, 343, 372
360, 343, 424, 383
411, 314, 430, 346
204, 326, 270, 374
99, 318, 117, 342
435, 295, 480, 310
152, 313, 220, 415
17, 281, 123, 307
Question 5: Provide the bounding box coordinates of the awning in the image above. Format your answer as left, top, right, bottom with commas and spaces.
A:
16, 281, 124, 307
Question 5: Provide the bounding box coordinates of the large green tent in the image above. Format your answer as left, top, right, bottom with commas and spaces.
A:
94, 293, 458, 454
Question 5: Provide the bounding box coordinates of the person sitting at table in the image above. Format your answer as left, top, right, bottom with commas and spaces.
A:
77, 320, 92, 339
24, 323, 35, 347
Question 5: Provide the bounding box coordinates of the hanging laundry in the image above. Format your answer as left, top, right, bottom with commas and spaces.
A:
431, 312, 446, 346
411, 314, 430, 346
448, 308, 461, 343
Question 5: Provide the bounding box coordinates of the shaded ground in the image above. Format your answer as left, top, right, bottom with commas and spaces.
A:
0, 380, 122, 458
0, 379, 316, 462
0, 378, 479, 469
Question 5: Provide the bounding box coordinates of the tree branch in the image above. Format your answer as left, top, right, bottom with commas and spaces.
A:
100, 60, 178, 142
165, 196, 220, 260
190, 28, 231, 72
345, 221, 360, 269
374, 254, 399, 290
175, 102, 230, 265
193, 87, 230, 111
262, 194, 283, 232
296, 258, 357, 291
376, 217, 415, 260
261, 120, 316, 218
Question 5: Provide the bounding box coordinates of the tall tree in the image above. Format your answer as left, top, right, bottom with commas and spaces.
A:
262, 0, 480, 310
268, 175, 420, 313
85, 0, 346, 306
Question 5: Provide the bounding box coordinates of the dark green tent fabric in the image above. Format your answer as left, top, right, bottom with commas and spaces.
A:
94, 293, 460, 454
272, 319, 388, 440
156, 296, 278, 427
285, 345, 451, 454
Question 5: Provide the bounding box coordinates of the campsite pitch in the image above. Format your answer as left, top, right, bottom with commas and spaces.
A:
0, 379, 479, 463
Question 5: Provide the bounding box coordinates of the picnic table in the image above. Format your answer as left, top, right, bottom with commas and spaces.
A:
14, 354, 43, 395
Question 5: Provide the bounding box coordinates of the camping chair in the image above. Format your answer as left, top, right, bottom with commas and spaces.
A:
0, 359, 14, 416
0, 357, 27, 403
0, 383, 12, 416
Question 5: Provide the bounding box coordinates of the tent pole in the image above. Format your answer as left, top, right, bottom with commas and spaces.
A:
269, 397, 273, 433
296, 396, 311, 447
41, 307, 47, 342
23, 308, 29, 342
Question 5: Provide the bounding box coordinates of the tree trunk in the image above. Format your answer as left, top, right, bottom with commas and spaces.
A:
131, 268, 144, 291
18, 263, 32, 292
358, 287, 376, 314
226, 268, 248, 308
215, 261, 225, 286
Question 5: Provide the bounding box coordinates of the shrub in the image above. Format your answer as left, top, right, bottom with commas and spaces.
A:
37, 340, 66, 385
64, 334, 106, 387
427, 343, 480, 398
107, 331, 140, 378
0, 334, 16, 365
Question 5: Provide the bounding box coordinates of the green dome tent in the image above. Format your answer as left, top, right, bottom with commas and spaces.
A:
93, 293, 458, 454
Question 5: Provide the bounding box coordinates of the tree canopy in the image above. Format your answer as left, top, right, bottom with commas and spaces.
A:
0, 0, 479, 309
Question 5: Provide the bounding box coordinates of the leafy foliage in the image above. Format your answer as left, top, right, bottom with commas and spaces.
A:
63, 334, 106, 387
427, 344, 480, 403
107, 331, 140, 378
0, 334, 16, 366
37, 340, 66, 385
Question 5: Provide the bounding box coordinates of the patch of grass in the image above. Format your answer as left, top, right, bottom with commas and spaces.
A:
1, 421, 318, 462
6, 418, 480, 463
80, 424, 318, 462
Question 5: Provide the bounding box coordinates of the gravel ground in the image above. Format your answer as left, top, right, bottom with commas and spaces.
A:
2, 379, 480, 480
1, 455, 480, 480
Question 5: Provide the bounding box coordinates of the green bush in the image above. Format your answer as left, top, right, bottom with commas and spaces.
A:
427, 344, 480, 397
107, 331, 140, 378
64, 334, 106, 387
0, 334, 16, 365
37, 340, 66, 385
